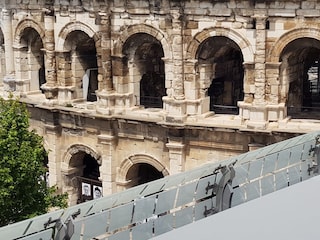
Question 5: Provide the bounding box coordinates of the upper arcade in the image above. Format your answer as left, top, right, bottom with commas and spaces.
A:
0, 0, 319, 132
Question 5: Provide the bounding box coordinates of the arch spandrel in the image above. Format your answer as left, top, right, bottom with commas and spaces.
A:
113, 24, 172, 59
118, 154, 169, 183
186, 27, 254, 63
56, 21, 99, 51
268, 28, 320, 62
13, 19, 45, 46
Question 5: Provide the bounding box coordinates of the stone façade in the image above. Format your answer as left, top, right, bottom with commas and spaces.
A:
0, 0, 319, 204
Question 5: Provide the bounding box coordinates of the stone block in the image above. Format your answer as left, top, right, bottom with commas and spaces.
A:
301, 1, 315, 9
268, 9, 296, 17
296, 9, 320, 17
199, 1, 213, 9
210, 9, 232, 17
284, 1, 300, 9
269, 1, 285, 8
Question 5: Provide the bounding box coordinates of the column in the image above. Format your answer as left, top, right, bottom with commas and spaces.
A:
163, 8, 187, 123
96, 13, 118, 114
97, 134, 116, 196
2, 8, 15, 91
254, 15, 267, 105
243, 13, 269, 129
166, 129, 186, 174
44, 123, 62, 189
99, 14, 113, 92
166, 139, 186, 175
170, 9, 184, 100
42, 10, 58, 99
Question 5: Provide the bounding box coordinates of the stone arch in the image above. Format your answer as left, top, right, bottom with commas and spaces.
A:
62, 144, 102, 205
118, 154, 169, 185
268, 28, 320, 63
113, 24, 169, 108
186, 27, 254, 63
13, 19, 45, 46
271, 29, 320, 118
64, 144, 101, 166
113, 24, 172, 59
56, 21, 99, 51
13, 19, 46, 92
56, 22, 100, 101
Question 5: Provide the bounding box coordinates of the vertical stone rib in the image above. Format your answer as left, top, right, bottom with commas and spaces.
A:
100, 14, 113, 92
170, 8, 184, 100
254, 15, 267, 104
2, 9, 14, 75
44, 12, 57, 87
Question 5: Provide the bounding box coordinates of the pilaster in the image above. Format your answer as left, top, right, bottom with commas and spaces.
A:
97, 134, 116, 196
96, 13, 123, 115
253, 14, 267, 105
239, 13, 269, 129
44, 123, 62, 189
163, 8, 187, 124
166, 129, 185, 174
41, 10, 58, 100
2, 8, 15, 91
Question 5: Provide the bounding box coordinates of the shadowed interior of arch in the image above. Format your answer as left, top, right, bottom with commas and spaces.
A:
64, 30, 98, 102
126, 163, 164, 187
20, 27, 45, 92
281, 37, 320, 118
68, 151, 101, 204
123, 33, 165, 108
197, 36, 244, 114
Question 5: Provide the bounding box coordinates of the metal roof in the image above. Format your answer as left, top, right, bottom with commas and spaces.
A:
151, 174, 320, 240
1, 130, 320, 240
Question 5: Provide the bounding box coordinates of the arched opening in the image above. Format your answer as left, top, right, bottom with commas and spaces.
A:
64, 30, 98, 102
19, 27, 45, 92
68, 151, 101, 204
281, 38, 320, 118
197, 36, 244, 114
123, 33, 165, 108
126, 163, 164, 188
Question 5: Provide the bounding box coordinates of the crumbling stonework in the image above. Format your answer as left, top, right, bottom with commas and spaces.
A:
1, 0, 320, 205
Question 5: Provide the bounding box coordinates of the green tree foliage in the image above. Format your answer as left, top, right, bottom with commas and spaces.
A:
0, 96, 67, 226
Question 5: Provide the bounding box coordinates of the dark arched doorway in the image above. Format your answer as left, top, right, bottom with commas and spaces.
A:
64, 30, 98, 102
282, 38, 320, 118
20, 27, 46, 92
126, 163, 164, 187
123, 33, 166, 108
68, 151, 101, 204
197, 36, 244, 114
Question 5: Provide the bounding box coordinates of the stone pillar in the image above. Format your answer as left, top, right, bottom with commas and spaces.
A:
98, 14, 112, 92
163, 8, 187, 123
266, 62, 281, 104
243, 62, 255, 104
170, 9, 184, 100
166, 139, 186, 175
96, 13, 125, 115
265, 62, 287, 121
166, 129, 185, 174
56, 51, 75, 103
184, 60, 209, 115
41, 10, 58, 100
2, 8, 15, 91
254, 15, 267, 105
239, 14, 269, 129
44, 123, 62, 189
97, 134, 116, 196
